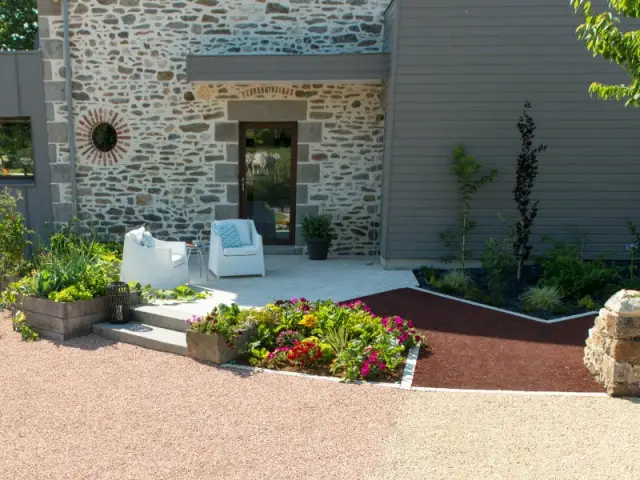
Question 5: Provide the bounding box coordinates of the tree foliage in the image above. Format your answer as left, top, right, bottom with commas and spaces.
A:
0, 0, 38, 51
571, 0, 640, 106
513, 102, 547, 281
439, 145, 498, 270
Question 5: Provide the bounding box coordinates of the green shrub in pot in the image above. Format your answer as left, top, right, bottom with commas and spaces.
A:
301, 214, 334, 260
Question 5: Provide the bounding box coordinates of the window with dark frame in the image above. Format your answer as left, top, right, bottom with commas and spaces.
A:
0, 118, 34, 179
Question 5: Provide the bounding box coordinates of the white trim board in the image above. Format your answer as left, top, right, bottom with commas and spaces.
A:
410, 286, 597, 324
411, 386, 607, 397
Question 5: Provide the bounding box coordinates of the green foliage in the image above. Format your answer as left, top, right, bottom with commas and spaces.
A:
12, 312, 38, 342
481, 238, 517, 292
572, 0, 640, 106
521, 286, 564, 314
187, 303, 255, 345
538, 237, 620, 299
138, 283, 209, 303
439, 270, 475, 295
301, 214, 334, 241
243, 299, 424, 381
577, 295, 600, 311
0, 188, 32, 277
438, 145, 498, 269
0, 121, 33, 176
48, 284, 93, 303
0, 0, 38, 51
625, 219, 640, 280
511, 102, 547, 280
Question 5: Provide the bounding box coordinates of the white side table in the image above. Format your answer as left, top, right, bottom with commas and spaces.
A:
186, 241, 209, 281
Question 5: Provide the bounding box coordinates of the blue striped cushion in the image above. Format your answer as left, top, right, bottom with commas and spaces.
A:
215, 224, 243, 248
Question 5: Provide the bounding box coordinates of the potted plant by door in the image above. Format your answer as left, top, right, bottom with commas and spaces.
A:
301, 214, 334, 261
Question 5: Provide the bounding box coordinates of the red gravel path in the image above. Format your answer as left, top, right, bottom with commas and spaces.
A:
357, 288, 603, 392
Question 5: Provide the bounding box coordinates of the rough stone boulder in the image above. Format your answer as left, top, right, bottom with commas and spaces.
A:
584, 289, 640, 396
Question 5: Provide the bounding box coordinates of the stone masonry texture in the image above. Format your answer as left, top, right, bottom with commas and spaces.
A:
584, 289, 640, 397
38, 0, 387, 255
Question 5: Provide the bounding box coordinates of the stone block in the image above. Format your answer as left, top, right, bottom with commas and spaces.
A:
48, 143, 57, 164
227, 100, 307, 122
604, 290, 640, 317
215, 122, 238, 142
227, 184, 239, 203
298, 122, 322, 143
39, 17, 50, 39
41, 39, 63, 60
36, 0, 61, 16
296, 184, 308, 204
297, 163, 320, 183
215, 204, 238, 220
215, 163, 238, 183
50, 163, 71, 183
297, 144, 309, 163
52, 202, 73, 223
611, 340, 640, 364
47, 122, 68, 143
187, 327, 255, 365
226, 144, 238, 163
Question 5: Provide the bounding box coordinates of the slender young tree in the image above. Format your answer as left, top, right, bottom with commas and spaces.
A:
513, 101, 547, 281
0, 0, 38, 51
571, 0, 640, 106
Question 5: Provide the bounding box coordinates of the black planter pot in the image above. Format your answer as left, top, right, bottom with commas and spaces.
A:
306, 238, 330, 260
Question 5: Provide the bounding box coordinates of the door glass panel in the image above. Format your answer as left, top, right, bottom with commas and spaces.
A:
242, 126, 295, 244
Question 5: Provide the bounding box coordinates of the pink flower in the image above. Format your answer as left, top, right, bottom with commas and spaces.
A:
415, 335, 421, 343
398, 334, 409, 344
393, 316, 404, 326
291, 298, 298, 304
378, 361, 386, 371
360, 364, 371, 377
381, 317, 388, 327
300, 297, 308, 303
407, 320, 415, 328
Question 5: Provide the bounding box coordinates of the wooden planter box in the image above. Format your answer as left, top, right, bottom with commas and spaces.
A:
19, 293, 140, 342
187, 326, 255, 365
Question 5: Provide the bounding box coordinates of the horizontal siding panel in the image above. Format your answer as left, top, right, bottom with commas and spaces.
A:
383, 0, 640, 261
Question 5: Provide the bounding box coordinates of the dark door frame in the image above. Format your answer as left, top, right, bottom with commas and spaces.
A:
238, 121, 298, 246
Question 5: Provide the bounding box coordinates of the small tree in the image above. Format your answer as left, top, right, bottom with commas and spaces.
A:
513, 101, 547, 281
439, 145, 498, 270
571, 0, 640, 106
0, 0, 38, 51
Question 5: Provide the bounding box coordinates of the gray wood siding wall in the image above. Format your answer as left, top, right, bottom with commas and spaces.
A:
383, 0, 640, 262
0, 51, 53, 241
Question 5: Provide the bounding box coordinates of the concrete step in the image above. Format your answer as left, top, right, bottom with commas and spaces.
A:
93, 322, 187, 356
132, 305, 188, 332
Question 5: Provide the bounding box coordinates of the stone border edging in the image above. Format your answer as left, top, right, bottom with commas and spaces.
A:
218, 345, 421, 390
410, 286, 598, 324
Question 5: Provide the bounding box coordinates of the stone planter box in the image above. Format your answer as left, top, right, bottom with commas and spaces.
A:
19, 292, 140, 342
187, 326, 255, 365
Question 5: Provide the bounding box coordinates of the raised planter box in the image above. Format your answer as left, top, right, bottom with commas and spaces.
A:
19, 293, 140, 342
187, 326, 255, 365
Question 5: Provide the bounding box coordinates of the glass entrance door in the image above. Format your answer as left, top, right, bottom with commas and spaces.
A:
239, 122, 297, 245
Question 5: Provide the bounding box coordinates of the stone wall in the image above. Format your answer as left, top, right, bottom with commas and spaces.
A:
584, 290, 640, 397
37, 0, 387, 255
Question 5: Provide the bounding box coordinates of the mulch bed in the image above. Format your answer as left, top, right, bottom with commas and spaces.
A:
354, 288, 604, 392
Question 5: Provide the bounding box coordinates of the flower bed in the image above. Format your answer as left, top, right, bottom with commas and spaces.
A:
187, 299, 425, 382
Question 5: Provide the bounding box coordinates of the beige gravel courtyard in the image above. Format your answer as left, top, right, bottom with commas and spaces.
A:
1, 314, 639, 480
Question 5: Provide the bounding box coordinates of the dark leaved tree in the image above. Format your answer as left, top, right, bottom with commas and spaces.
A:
513, 101, 547, 281
0, 0, 38, 51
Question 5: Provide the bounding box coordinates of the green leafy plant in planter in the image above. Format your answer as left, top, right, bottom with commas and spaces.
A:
481, 237, 517, 293
128, 282, 209, 303
301, 214, 334, 260
439, 270, 475, 295
12, 311, 39, 342
185, 303, 256, 364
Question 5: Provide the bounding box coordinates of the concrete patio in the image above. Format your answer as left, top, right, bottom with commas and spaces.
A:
138, 254, 417, 320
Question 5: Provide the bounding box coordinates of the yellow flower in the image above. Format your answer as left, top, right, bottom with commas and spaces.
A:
299, 314, 318, 328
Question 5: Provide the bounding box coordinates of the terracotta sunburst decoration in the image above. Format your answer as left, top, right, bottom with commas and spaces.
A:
77, 108, 131, 165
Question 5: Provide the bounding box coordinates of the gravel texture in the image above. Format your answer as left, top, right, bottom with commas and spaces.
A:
2, 313, 639, 480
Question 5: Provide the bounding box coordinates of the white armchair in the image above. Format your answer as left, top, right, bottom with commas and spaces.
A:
120, 227, 189, 289
208, 219, 265, 278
